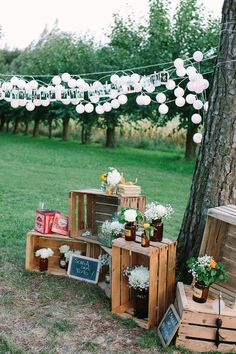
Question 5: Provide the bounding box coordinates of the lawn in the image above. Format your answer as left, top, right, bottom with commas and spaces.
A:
0, 133, 195, 354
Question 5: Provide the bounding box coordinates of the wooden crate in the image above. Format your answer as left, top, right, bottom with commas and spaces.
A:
111, 238, 176, 329
68, 189, 146, 238
25, 230, 88, 276
175, 282, 236, 353
199, 205, 236, 305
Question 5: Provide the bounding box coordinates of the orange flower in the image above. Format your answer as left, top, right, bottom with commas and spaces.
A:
100, 174, 107, 181
210, 260, 217, 269
120, 176, 126, 184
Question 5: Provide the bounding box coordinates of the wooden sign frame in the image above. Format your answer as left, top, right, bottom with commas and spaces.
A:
67, 254, 101, 284
157, 304, 180, 347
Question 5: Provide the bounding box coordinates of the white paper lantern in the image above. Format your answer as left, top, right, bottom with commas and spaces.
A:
156, 93, 166, 103
33, 99, 41, 107
18, 79, 26, 89
193, 81, 204, 94
186, 94, 196, 104
19, 99, 27, 107
75, 104, 85, 114
25, 83, 32, 93
103, 102, 112, 112
175, 97, 185, 107
55, 92, 62, 100
136, 95, 143, 105
0, 90, 5, 100
131, 73, 140, 84
174, 87, 184, 97
68, 79, 77, 88
89, 95, 99, 104
145, 84, 155, 93
1, 82, 8, 90
85, 103, 94, 113
26, 102, 35, 111
166, 79, 176, 90
202, 79, 209, 90
191, 113, 202, 124
176, 68, 186, 77
76, 78, 86, 87
111, 99, 120, 109
81, 82, 90, 92
95, 105, 104, 114
55, 84, 64, 92
110, 74, 120, 84
52, 75, 61, 86
187, 81, 195, 92
186, 66, 197, 76
10, 100, 19, 109
41, 99, 50, 107
174, 58, 184, 69
120, 75, 130, 85
188, 73, 198, 82
193, 133, 202, 144
142, 95, 151, 105
134, 83, 142, 92
93, 81, 103, 89
109, 89, 118, 99
159, 103, 169, 115
204, 101, 209, 112
193, 51, 203, 62
29, 80, 38, 90
10, 76, 19, 86
61, 98, 71, 105
5, 82, 13, 90
122, 85, 129, 94
71, 98, 80, 105
118, 94, 128, 105
193, 99, 203, 110
62, 73, 71, 82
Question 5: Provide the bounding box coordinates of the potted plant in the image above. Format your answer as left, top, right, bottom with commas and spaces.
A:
187, 255, 228, 303
98, 220, 124, 247
118, 208, 143, 241
144, 202, 173, 242
124, 266, 149, 319
35, 248, 54, 272
59, 244, 70, 269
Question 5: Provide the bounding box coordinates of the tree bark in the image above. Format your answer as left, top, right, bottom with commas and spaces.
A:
62, 118, 70, 141
177, 0, 236, 281
185, 123, 198, 159
0, 117, 5, 131
106, 126, 116, 148
6, 121, 9, 132
32, 118, 40, 137
24, 121, 29, 135
48, 119, 53, 139
12, 118, 19, 134
81, 124, 91, 144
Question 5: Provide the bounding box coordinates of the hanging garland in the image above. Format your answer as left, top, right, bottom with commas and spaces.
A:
0, 50, 214, 144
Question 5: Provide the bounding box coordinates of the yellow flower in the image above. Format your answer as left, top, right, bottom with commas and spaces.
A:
100, 174, 107, 181
210, 260, 217, 269
143, 223, 150, 229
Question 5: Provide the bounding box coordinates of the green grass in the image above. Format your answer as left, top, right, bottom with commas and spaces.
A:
0, 132, 195, 353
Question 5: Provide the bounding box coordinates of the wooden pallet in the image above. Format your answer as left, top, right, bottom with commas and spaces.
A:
175, 282, 236, 353
111, 238, 176, 329
68, 189, 146, 238
200, 205, 236, 306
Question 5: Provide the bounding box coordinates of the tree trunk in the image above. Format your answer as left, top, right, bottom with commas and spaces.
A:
62, 118, 70, 141
185, 123, 198, 159
81, 124, 91, 144
6, 121, 9, 132
106, 126, 116, 148
24, 121, 29, 135
48, 119, 52, 139
177, 1, 236, 282
32, 118, 40, 137
0, 117, 5, 131
13, 118, 19, 134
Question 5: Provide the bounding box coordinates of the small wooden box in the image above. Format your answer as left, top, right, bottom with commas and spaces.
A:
111, 238, 176, 329
200, 205, 236, 305
25, 231, 88, 276
68, 189, 146, 238
175, 282, 236, 353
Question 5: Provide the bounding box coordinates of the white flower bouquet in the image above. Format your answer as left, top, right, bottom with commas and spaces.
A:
144, 202, 173, 221
100, 167, 123, 193
124, 266, 149, 291
59, 244, 70, 254
98, 220, 124, 247
35, 248, 54, 259
118, 207, 143, 224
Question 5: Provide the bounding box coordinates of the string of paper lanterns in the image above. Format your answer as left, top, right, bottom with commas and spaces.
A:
0, 50, 211, 144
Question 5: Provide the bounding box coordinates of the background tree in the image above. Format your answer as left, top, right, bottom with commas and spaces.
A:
177, 0, 236, 279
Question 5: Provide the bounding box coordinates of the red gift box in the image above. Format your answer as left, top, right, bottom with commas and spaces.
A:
51, 212, 69, 236
35, 210, 56, 234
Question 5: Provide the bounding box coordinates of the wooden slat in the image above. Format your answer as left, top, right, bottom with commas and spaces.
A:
95, 195, 118, 206
121, 249, 130, 305
179, 324, 236, 342
176, 337, 236, 353
87, 194, 93, 228
112, 238, 152, 256
69, 191, 77, 237
78, 193, 85, 230
148, 247, 158, 327
25, 233, 37, 270
182, 310, 236, 327
208, 205, 236, 226
94, 203, 118, 214
156, 245, 167, 323
166, 241, 176, 307
176, 282, 189, 317
112, 246, 121, 310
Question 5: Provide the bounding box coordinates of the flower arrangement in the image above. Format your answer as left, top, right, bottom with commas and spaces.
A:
144, 202, 173, 221
99, 254, 110, 267
118, 207, 143, 224
100, 167, 124, 192
140, 223, 153, 239
187, 255, 228, 287
59, 245, 70, 254
101, 220, 124, 236
35, 248, 54, 259
124, 266, 149, 291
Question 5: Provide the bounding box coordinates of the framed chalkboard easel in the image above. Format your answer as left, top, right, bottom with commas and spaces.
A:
67, 254, 100, 284
157, 304, 180, 347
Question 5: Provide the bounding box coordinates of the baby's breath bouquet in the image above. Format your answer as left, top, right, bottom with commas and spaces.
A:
124, 266, 149, 291
98, 220, 124, 247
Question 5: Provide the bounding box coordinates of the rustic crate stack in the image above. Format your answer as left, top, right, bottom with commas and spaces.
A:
111, 237, 176, 328
175, 282, 236, 353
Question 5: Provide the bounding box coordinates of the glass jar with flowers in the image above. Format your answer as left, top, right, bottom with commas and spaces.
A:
118, 208, 143, 241
140, 223, 153, 247
100, 167, 124, 195
98, 220, 124, 248
144, 202, 173, 242
35, 248, 54, 272
187, 255, 228, 303
124, 266, 149, 319
59, 245, 70, 269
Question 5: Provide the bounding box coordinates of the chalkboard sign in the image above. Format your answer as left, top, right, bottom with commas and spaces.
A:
67, 254, 100, 284
157, 305, 180, 347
